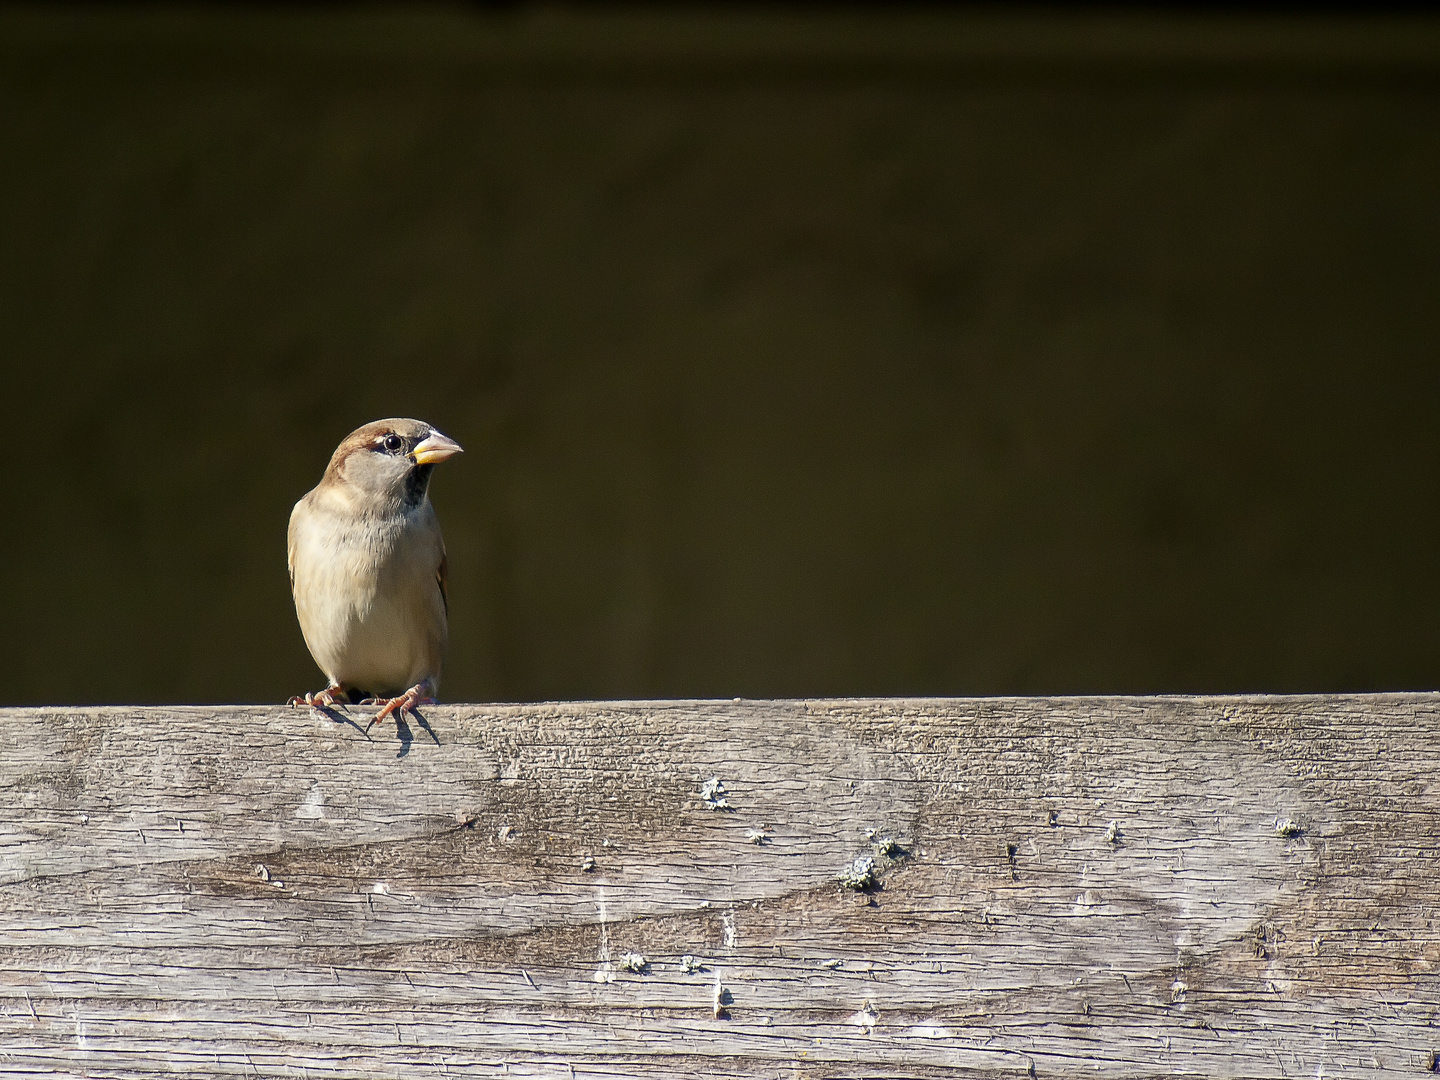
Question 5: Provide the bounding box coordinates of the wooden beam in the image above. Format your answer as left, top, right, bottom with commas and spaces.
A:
0, 697, 1435, 1077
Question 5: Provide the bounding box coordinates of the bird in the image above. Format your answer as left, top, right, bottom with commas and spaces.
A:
287, 418, 463, 726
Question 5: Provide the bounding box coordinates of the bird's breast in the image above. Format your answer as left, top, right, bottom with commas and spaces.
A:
290, 496, 446, 695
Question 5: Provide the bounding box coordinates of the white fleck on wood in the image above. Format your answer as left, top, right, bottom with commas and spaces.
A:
0, 696, 1435, 1077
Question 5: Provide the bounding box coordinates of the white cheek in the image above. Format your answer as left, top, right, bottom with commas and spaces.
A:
340, 451, 412, 500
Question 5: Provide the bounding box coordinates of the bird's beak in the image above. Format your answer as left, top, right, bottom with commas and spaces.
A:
411, 431, 464, 465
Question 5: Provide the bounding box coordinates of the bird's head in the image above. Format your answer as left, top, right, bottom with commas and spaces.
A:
322, 418, 463, 514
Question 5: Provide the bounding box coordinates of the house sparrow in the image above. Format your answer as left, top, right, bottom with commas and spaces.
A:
288, 418, 463, 726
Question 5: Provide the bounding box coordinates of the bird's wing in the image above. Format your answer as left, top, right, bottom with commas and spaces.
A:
286, 494, 313, 596
287, 513, 298, 593
437, 551, 449, 616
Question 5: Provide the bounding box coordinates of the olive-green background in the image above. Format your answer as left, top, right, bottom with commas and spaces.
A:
2, 7, 1439, 704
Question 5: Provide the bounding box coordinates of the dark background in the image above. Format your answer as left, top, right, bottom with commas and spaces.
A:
2, 6, 1439, 705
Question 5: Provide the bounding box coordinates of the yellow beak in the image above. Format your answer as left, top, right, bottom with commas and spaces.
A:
411, 431, 464, 465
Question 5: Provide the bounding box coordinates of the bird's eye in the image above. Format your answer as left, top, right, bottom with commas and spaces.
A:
382, 434, 404, 453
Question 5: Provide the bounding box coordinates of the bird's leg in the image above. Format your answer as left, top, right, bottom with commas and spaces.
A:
362, 679, 437, 728
288, 685, 348, 709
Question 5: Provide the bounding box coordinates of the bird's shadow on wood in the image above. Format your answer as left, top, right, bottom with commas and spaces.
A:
387, 710, 440, 758
392, 715, 413, 758
294, 701, 438, 754
411, 705, 437, 748
310, 705, 373, 740
410, 708, 441, 747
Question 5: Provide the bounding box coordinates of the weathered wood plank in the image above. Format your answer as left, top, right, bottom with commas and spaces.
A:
0, 697, 1436, 1077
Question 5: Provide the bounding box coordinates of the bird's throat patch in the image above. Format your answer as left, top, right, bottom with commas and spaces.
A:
403, 463, 434, 508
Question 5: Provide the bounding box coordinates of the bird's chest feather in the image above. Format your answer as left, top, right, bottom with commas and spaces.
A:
290, 499, 443, 689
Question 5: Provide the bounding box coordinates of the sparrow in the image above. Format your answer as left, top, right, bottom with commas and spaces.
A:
287, 418, 463, 726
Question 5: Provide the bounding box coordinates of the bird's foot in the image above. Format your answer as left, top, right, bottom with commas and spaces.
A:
361, 681, 436, 728
289, 685, 348, 710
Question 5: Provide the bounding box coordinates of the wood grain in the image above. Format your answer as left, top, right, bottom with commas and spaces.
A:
0, 697, 1435, 1077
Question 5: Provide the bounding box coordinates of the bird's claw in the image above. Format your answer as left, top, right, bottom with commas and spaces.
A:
362, 683, 436, 728
289, 686, 347, 710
